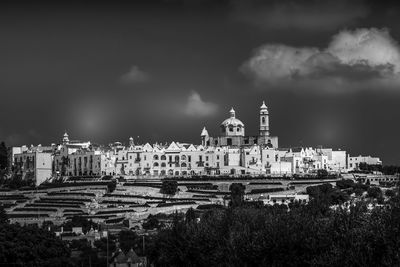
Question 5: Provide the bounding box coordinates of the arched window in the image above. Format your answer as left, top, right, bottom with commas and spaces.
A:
229, 126, 233, 132
153, 155, 159, 160
237, 127, 240, 131
168, 169, 174, 175
181, 155, 186, 161
153, 162, 159, 167
161, 155, 166, 160
181, 162, 187, 168
161, 162, 166, 167
262, 117, 266, 124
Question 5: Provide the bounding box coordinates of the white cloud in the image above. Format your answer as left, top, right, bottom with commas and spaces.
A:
183, 91, 218, 117
241, 28, 400, 91
327, 28, 400, 71
120, 65, 149, 84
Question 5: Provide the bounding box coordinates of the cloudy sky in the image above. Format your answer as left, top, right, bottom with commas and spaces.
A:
1, 0, 400, 164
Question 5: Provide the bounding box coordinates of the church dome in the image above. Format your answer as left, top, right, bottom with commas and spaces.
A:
220, 108, 244, 127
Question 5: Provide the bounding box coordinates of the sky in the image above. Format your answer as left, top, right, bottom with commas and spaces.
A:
1, 0, 400, 164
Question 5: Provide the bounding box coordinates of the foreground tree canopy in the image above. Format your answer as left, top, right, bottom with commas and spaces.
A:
0, 223, 73, 266
147, 186, 400, 266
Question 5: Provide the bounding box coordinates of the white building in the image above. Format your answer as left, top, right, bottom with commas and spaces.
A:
347, 155, 382, 170
14, 150, 53, 186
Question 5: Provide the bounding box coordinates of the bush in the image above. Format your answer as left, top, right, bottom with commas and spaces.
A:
367, 187, 382, 199
336, 179, 355, 190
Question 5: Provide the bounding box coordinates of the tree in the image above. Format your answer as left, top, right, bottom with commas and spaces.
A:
143, 214, 160, 230
336, 179, 355, 190
229, 183, 245, 207
185, 207, 196, 224
146, 192, 400, 267
94, 235, 117, 255
0, 223, 73, 266
385, 189, 396, 198
0, 141, 7, 170
367, 186, 382, 199
119, 230, 139, 253
0, 205, 8, 224
160, 180, 178, 196
317, 169, 328, 179
107, 181, 117, 193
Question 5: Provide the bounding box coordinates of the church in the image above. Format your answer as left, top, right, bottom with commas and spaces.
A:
200, 101, 279, 148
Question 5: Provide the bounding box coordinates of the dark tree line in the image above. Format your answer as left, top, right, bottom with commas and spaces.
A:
144, 184, 400, 266
0, 206, 73, 266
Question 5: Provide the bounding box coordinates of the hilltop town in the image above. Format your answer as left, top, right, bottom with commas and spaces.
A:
8, 102, 384, 184
0, 101, 399, 266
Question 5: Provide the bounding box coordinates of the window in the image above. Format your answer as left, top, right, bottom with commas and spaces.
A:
206, 156, 209, 161
188, 156, 191, 162
175, 155, 179, 162
153, 155, 159, 160
217, 155, 220, 160
154, 162, 159, 167
161, 162, 166, 167
161, 155, 166, 160
144, 156, 146, 161
181, 155, 186, 160
262, 117, 265, 124
237, 127, 240, 131
229, 127, 233, 132
130, 155, 132, 159
267, 154, 269, 158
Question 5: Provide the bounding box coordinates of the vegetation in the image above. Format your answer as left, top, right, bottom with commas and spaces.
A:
61, 215, 99, 233
0, 141, 7, 171
160, 180, 178, 196
143, 184, 400, 266
0, 221, 73, 266
107, 180, 117, 193
358, 162, 400, 175
229, 183, 245, 207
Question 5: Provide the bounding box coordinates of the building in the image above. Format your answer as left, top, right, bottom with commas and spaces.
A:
201, 101, 279, 148
347, 155, 382, 170
13, 148, 53, 186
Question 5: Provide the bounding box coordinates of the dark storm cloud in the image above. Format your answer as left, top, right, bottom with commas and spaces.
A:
1, 0, 400, 165
241, 28, 400, 92
232, 0, 369, 32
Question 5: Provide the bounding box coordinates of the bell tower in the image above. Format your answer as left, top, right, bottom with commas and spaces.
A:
259, 101, 269, 137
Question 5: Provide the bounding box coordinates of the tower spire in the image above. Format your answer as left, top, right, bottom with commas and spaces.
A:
229, 107, 235, 118
259, 101, 270, 137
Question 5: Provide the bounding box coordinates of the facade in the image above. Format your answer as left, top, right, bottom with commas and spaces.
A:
8, 101, 384, 182
202, 102, 279, 148
347, 155, 382, 170
13, 150, 53, 185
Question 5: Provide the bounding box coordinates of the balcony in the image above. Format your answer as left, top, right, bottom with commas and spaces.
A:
196, 161, 205, 167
